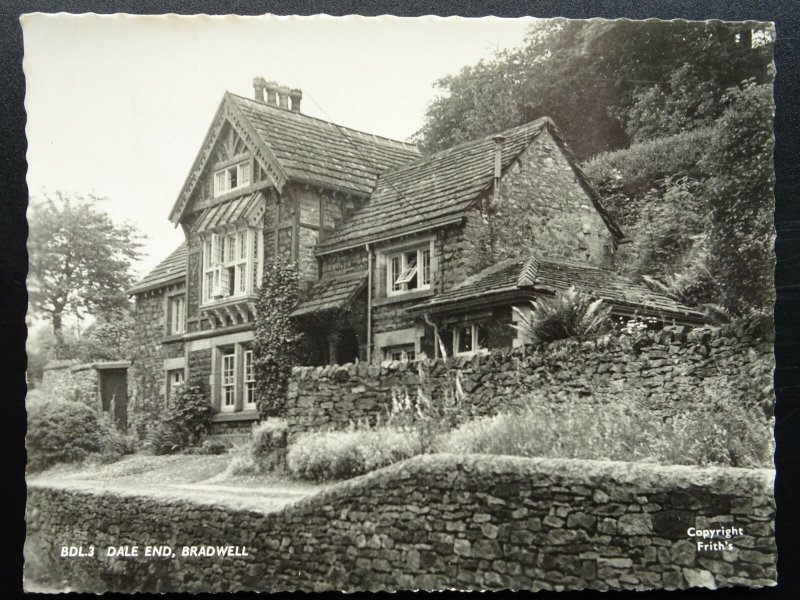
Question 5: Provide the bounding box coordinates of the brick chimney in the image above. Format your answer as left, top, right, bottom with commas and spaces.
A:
253, 78, 302, 113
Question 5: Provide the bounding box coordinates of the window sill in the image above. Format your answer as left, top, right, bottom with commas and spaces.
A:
373, 288, 434, 307
211, 410, 259, 423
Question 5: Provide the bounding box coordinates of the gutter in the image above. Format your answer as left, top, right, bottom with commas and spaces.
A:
366, 243, 373, 363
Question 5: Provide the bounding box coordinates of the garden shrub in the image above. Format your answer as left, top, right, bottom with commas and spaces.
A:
512, 286, 611, 344
145, 378, 211, 455
436, 390, 773, 469
251, 418, 288, 472
26, 396, 132, 472
286, 425, 424, 482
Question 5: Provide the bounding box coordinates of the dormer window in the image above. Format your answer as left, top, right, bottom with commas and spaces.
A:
213, 160, 251, 197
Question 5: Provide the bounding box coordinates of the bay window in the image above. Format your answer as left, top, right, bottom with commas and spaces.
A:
202, 228, 263, 304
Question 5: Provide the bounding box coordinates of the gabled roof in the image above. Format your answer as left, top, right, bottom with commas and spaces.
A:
169, 92, 420, 225
230, 94, 420, 197
317, 118, 625, 254
409, 255, 707, 324
290, 270, 367, 318
127, 243, 187, 295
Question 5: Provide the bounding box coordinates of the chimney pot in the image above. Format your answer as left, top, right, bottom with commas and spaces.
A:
252, 77, 266, 102
289, 88, 302, 113
277, 86, 290, 109
265, 81, 279, 105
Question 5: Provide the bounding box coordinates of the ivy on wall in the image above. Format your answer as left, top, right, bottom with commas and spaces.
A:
254, 256, 304, 418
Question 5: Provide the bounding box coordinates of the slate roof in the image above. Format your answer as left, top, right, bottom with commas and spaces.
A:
409, 255, 707, 323
290, 270, 367, 318
192, 191, 264, 233
128, 243, 187, 295
316, 117, 625, 253
229, 94, 420, 197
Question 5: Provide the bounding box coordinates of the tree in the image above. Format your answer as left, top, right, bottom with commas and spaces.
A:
414, 20, 773, 160
701, 81, 775, 314
253, 256, 304, 418
27, 192, 143, 342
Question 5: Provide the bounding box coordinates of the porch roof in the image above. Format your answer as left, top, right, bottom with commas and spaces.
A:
290, 270, 367, 318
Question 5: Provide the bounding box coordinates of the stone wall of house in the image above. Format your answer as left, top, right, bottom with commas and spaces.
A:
286, 317, 774, 439
490, 130, 615, 267
130, 285, 185, 433
25, 455, 775, 593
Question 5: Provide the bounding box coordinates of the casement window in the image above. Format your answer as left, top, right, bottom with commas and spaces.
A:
213, 160, 251, 197
221, 352, 236, 412
244, 349, 257, 410
443, 322, 488, 357
168, 295, 186, 335
387, 245, 432, 296
385, 345, 416, 362
166, 368, 185, 401
202, 229, 263, 304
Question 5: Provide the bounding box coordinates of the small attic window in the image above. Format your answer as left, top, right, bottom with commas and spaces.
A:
213, 160, 251, 197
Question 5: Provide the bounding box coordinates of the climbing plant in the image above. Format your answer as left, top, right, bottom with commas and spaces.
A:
253, 256, 304, 418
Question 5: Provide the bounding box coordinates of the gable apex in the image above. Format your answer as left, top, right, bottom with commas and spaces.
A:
168, 93, 289, 226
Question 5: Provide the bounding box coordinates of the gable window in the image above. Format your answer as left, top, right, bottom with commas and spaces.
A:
202, 229, 263, 304
387, 245, 432, 296
168, 295, 186, 335
221, 351, 236, 412
213, 160, 251, 197
244, 349, 257, 410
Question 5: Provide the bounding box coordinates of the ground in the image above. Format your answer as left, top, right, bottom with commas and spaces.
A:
27, 452, 322, 513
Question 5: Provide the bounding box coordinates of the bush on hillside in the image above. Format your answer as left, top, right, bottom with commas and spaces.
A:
436, 391, 773, 469
286, 425, 424, 482
26, 396, 133, 472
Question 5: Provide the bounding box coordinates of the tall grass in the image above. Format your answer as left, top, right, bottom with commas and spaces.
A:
436, 391, 773, 469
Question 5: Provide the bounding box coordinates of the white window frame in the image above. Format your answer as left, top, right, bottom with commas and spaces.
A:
243, 349, 257, 410
202, 228, 261, 305
166, 369, 185, 401
452, 322, 488, 357
213, 160, 251, 197
221, 352, 236, 412
384, 345, 416, 362
168, 295, 186, 335
387, 243, 432, 297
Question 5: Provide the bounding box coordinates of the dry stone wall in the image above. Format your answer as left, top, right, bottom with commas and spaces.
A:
25, 455, 775, 593
286, 317, 773, 439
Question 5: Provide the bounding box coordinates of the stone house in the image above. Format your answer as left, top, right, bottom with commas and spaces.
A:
128, 78, 704, 430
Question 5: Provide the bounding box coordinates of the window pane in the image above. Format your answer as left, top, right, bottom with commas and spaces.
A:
239, 162, 250, 185
390, 256, 402, 291
237, 264, 246, 293
227, 235, 236, 262
474, 323, 488, 350
420, 248, 431, 286
229, 166, 238, 189
456, 324, 472, 353
239, 231, 247, 260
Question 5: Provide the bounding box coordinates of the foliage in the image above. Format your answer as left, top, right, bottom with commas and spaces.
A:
76, 310, 135, 362
27, 192, 143, 341
512, 287, 611, 343
254, 256, 303, 418
145, 378, 211, 455
252, 418, 288, 460
286, 424, 424, 482
26, 396, 132, 472
701, 81, 775, 314
415, 20, 773, 159
436, 390, 773, 469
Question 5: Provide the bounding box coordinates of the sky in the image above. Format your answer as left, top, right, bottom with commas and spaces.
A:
23, 13, 538, 278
